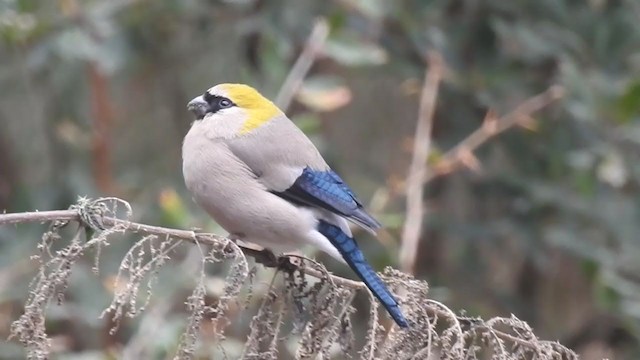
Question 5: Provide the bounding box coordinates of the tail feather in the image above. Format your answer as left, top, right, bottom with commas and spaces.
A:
350, 208, 382, 234
317, 220, 409, 328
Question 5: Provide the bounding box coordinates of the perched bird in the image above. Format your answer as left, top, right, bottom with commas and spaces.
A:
182, 83, 409, 328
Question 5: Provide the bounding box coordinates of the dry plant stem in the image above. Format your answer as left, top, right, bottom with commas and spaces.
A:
364, 288, 380, 360
269, 292, 287, 352
0, 209, 565, 355
399, 52, 443, 274
410, 312, 433, 360
275, 18, 329, 111
239, 269, 282, 359
424, 84, 565, 183
0, 210, 362, 289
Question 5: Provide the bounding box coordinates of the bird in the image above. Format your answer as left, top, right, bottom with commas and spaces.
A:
182, 83, 409, 328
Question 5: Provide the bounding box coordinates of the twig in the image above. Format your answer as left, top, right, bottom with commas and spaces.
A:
409, 310, 433, 360
424, 84, 565, 183
364, 287, 380, 360
0, 210, 78, 225
275, 18, 329, 111
399, 52, 443, 274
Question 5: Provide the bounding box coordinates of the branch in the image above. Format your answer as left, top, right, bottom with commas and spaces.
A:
0, 205, 575, 357
275, 18, 329, 111
397, 82, 564, 276
399, 52, 443, 274
424, 84, 565, 183
0, 209, 363, 290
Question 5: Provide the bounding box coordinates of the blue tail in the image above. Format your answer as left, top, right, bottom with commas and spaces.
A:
317, 221, 409, 328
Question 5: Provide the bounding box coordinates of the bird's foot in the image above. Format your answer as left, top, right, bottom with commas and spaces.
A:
252, 248, 299, 273
254, 247, 279, 268
277, 254, 300, 273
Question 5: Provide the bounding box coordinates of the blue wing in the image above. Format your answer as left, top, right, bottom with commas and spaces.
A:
273, 167, 381, 232
317, 220, 409, 328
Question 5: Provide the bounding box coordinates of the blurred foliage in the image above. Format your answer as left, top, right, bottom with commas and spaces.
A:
1, 0, 640, 358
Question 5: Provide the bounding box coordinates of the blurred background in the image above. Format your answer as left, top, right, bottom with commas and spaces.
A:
1, 0, 640, 359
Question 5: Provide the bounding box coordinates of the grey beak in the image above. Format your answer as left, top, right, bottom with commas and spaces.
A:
187, 96, 209, 119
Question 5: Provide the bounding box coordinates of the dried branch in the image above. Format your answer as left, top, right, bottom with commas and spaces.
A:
424, 84, 565, 183
275, 18, 329, 111
399, 52, 443, 274
0, 207, 363, 290
398, 80, 564, 280
0, 199, 577, 359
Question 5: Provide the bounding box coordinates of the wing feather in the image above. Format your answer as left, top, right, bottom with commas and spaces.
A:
272, 167, 381, 233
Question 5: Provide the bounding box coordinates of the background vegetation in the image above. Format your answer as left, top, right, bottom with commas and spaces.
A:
1, 0, 640, 358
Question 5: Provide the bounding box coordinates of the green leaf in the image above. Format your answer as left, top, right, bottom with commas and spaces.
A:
580, 259, 600, 281
594, 282, 621, 311
615, 81, 640, 123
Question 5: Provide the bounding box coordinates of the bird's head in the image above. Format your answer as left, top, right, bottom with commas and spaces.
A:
187, 83, 282, 137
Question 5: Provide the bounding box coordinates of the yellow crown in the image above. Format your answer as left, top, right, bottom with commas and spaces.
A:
222, 84, 281, 133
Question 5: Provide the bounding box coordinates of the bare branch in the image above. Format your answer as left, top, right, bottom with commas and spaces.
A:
399, 52, 443, 274
275, 18, 330, 111
396, 82, 564, 280
425, 84, 565, 183
0, 208, 361, 290
0, 209, 79, 225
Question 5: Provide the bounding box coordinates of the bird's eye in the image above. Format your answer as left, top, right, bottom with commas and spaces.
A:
219, 98, 232, 108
